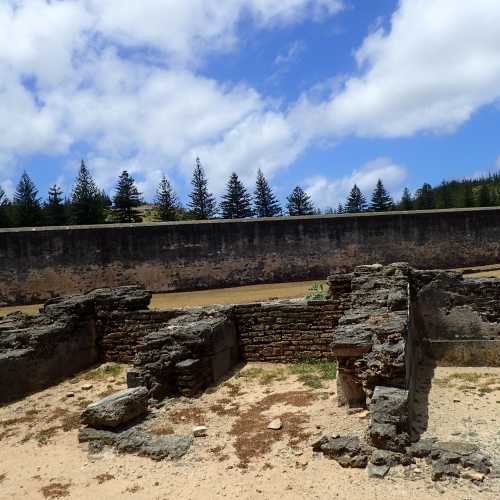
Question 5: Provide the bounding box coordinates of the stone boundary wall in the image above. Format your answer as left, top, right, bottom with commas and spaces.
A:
231, 300, 345, 362
97, 299, 349, 365
2, 207, 500, 305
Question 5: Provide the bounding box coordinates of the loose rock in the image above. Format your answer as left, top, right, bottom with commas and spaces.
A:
81, 387, 148, 429
267, 418, 282, 430
193, 425, 207, 437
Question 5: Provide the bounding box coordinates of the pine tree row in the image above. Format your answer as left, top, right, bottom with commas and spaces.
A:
2, 159, 500, 229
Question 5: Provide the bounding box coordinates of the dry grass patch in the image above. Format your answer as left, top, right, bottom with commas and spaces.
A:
95, 473, 115, 484
224, 381, 243, 398
209, 445, 230, 462
150, 422, 175, 436
36, 426, 61, 446
289, 360, 337, 389
237, 366, 288, 384
125, 485, 142, 494
209, 398, 240, 417
169, 407, 206, 425
434, 372, 500, 395
40, 482, 71, 499
229, 390, 316, 468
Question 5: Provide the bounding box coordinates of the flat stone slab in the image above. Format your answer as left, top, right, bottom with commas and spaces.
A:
78, 427, 192, 460
81, 387, 148, 429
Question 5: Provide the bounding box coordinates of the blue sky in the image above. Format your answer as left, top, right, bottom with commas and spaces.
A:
1, 0, 499, 209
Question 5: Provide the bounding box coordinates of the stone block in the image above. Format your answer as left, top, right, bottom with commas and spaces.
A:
81, 387, 148, 429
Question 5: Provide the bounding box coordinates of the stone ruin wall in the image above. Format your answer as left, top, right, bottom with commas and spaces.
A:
0, 288, 346, 404
2, 207, 500, 306
2, 263, 499, 482
1, 264, 499, 407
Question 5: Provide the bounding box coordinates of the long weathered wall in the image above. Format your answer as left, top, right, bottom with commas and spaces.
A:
1, 207, 500, 305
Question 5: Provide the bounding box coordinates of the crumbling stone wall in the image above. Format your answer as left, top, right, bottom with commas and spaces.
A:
330, 263, 410, 408
0, 286, 151, 404
3, 264, 500, 406
98, 309, 186, 363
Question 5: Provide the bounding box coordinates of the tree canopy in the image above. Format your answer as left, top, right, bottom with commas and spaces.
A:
345, 184, 367, 213
155, 175, 180, 221
113, 170, 142, 223
188, 158, 217, 219
254, 169, 281, 217
44, 184, 67, 226
287, 186, 314, 216
13, 171, 43, 227
221, 173, 254, 219
71, 160, 105, 225
370, 179, 393, 211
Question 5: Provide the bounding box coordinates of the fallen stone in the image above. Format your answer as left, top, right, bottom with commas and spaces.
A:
193, 425, 207, 437
431, 459, 460, 481
311, 436, 330, 452
319, 436, 371, 468
78, 427, 118, 446
367, 463, 390, 478
81, 387, 148, 429
81, 384, 93, 391
370, 449, 402, 466
407, 438, 436, 458
268, 418, 282, 430
115, 429, 192, 460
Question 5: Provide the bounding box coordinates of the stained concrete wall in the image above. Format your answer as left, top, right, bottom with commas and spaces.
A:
1, 207, 500, 305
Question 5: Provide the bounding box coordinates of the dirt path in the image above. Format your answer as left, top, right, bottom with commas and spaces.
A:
1, 363, 498, 499
0, 280, 323, 317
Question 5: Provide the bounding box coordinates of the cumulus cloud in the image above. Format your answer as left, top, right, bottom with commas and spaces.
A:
305, 157, 407, 209
298, 0, 500, 138
0, 0, 343, 194
88, 0, 343, 66
1, 0, 500, 199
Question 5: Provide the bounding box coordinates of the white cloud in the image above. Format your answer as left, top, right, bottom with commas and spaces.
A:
299, 0, 500, 138
1, 0, 500, 200
86, 0, 343, 66
305, 157, 407, 208
496, 155, 500, 169
183, 111, 306, 192
0, 0, 343, 195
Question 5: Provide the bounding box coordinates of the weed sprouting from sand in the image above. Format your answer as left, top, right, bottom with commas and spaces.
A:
79, 363, 123, 382
289, 360, 336, 389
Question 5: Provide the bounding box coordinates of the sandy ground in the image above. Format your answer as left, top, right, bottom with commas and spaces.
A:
415, 366, 500, 474
0, 280, 324, 317
1, 363, 498, 499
